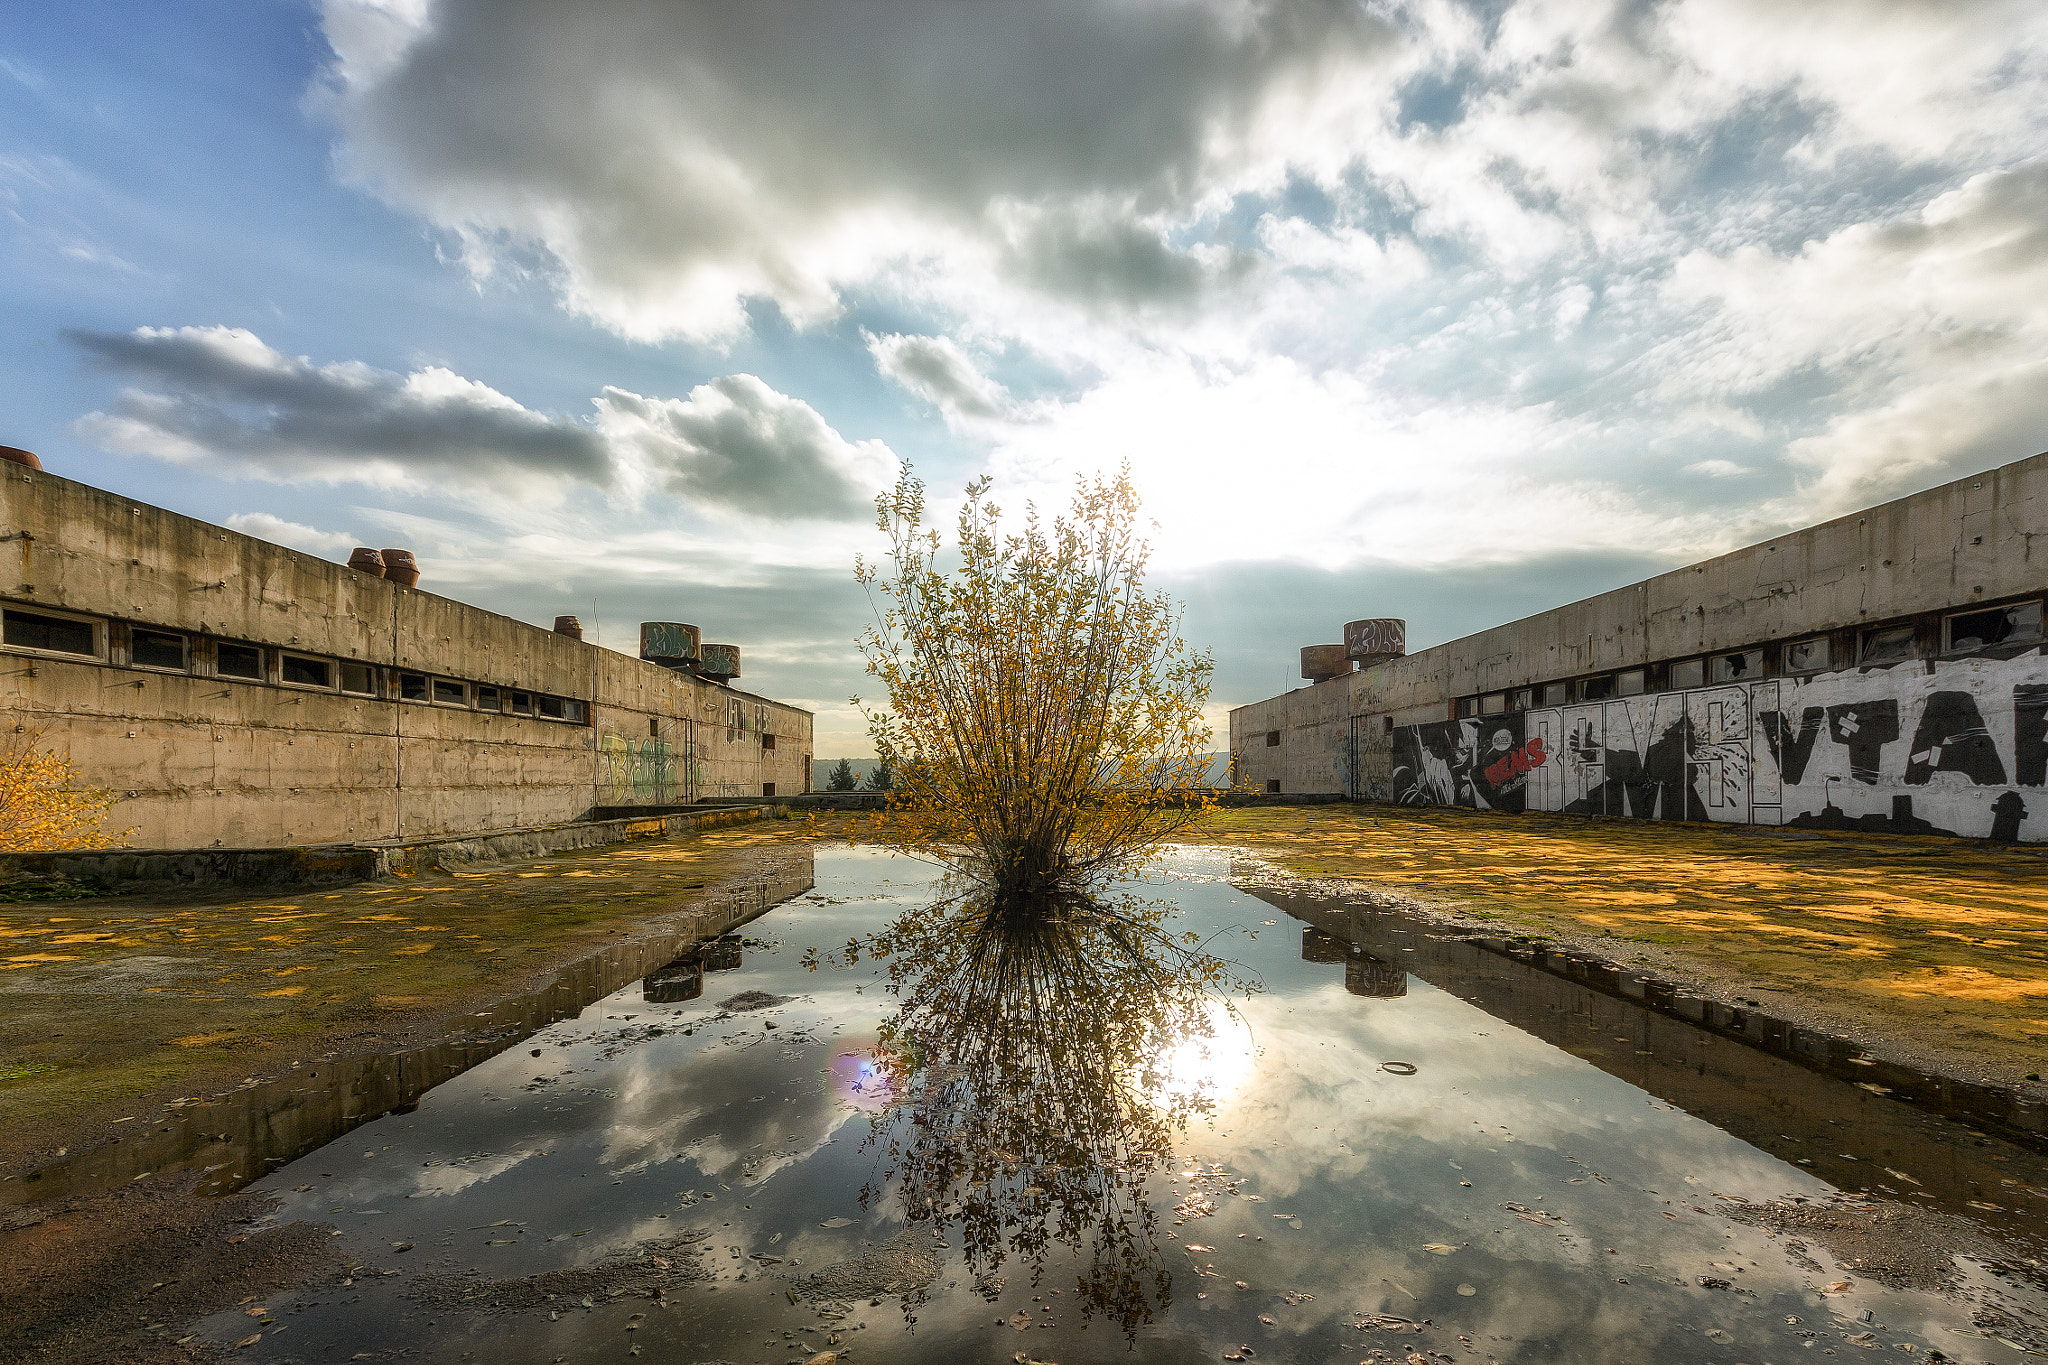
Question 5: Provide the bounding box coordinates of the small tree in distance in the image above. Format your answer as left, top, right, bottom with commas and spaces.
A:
862, 760, 893, 793
854, 465, 1214, 900
826, 757, 858, 791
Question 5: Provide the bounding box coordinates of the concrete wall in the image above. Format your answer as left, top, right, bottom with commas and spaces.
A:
1, 466, 812, 848
1229, 452, 2048, 840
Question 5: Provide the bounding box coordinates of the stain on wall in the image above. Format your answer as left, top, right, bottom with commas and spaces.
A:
1382, 652, 2048, 841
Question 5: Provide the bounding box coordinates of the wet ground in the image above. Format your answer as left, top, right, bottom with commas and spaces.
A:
135, 844, 2047, 1365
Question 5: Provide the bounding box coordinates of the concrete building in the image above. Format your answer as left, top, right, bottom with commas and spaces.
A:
1229, 451, 2048, 842
1, 460, 811, 849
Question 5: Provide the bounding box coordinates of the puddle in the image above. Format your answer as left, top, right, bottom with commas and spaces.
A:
51, 846, 2048, 1361
0, 858, 813, 1205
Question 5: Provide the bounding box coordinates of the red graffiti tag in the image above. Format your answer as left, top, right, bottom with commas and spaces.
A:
1484, 736, 1548, 787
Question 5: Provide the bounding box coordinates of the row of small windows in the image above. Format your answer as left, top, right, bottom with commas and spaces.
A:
2, 604, 587, 723
1455, 600, 2042, 720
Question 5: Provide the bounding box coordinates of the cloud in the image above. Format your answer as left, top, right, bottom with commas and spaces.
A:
70, 324, 611, 489
221, 512, 360, 557
69, 326, 892, 522
596, 375, 896, 521
1684, 459, 1750, 478
867, 332, 1013, 424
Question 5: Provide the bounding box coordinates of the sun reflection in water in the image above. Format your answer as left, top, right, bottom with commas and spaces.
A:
1148, 1002, 1255, 1111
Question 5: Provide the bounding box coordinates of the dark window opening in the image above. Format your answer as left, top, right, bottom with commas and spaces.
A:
282, 655, 331, 688
1579, 675, 1614, 701
131, 628, 186, 670
217, 643, 264, 679
1947, 602, 2042, 653
510, 691, 533, 714
341, 662, 375, 695
1265, 729, 1281, 746
4, 609, 95, 656
1456, 697, 1478, 718
399, 672, 429, 700
476, 685, 499, 710
1265, 779, 1281, 794
762, 732, 776, 750
1511, 688, 1534, 711
537, 695, 565, 719
763, 783, 776, 797
1710, 649, 1762, 683
1382, 716, 1394, 734
432, 678, 466, 704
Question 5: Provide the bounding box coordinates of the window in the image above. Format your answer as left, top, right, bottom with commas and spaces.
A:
131, 628, 186, 671
1710, 649, 1763, 683
1265, 729, 1281, 747
562, 699, 585, 723
1456, 697, 1478, 718
281, 654, 332, 688
1579, 675, 1614, 701
537, 695, 565, 719
1511, 688, 1534, 711
1382, 716, 1394, 734
1541, 681, 1568, 707
1265, 779, 1281, 795
510, 691, 533, 715
1860, 625, 1916, 665
432, 678, 466, 704
399, 672, 429, 701
761, 732, 776, 750
3, 607, 96, 657
763, 783, 776, 797
1784, 637, 1832, 672
477, 685, 500, 710
1668, 658, 1705, 690
1616, 669, 1645, 696
340, 661, 375, 695
216, 642, 264, 679
1946, 601, 2042, 653
1480, 693, 1505, 716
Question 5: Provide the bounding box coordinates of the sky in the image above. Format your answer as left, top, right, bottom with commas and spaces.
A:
3, 1, 2044, 756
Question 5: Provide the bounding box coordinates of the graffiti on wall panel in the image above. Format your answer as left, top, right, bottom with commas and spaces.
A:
1384, 651, 2048, 842
599, 732, 678, 805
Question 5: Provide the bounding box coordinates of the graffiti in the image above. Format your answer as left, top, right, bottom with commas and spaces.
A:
1383, 651, 2048, 841
599, 732, 678, 804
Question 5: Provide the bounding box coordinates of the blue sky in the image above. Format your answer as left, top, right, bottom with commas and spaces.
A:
4, 1, 2045, 754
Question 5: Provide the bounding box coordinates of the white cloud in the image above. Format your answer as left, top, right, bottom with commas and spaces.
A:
222, 513, 361, 558
866, 332, 1014, 425
1684, 459, 1750, 478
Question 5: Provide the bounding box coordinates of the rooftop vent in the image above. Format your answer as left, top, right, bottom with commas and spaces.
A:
1344, 617, 1407, 669
640, 621, 701, 669
379, 548, 419, 588
1301, 644, 1351, 683
0, 446, 43, 470
553, 615, 584, 641
698, 643, 741, 681
348, 548, 385, 577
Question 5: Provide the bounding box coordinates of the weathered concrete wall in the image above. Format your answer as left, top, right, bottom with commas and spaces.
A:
1, 467, 812, 848
1228, 453, 2048, 837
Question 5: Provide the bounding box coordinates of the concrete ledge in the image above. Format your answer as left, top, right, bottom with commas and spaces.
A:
2, 805, 766, 892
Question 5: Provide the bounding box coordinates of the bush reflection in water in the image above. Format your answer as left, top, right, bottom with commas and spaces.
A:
807, 882, 1259, 1337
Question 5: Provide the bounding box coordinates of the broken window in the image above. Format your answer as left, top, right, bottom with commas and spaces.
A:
1456, 697, 1479, 718
399, 672, 429, 700
282, 654, 332, 688
1784, 637, 1831, 672
432, 678, 466, 704
217, 642, 264, 679
1579, 675, 1614, 701
476, 685, 499, 709
1860, 625, 1917, 665
1945, 601, 2042, 653
131, 628, 186, 671
1668, 658, 1705, 690
1710, 649, 1762, 682
1510, 688, 1534, 711
762, 732, 776, 750
509, 690, 533, 714
1266, 729, 1281, 746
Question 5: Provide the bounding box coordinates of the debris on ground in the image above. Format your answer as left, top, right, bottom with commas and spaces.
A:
407, 1230, 712, 1314
1721, 1200, 2003, 1292
790, 1227, 943, 1301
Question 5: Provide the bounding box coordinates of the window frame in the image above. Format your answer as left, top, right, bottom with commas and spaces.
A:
128, 627, 189, 673
1783, 637, 1832, 673
279, 652, 337, 691
1541, 681, 1568, 707
1480, 693, 1506, 716
1615, 669, 1646, 697
1709, 649, 1764, 684
1579, 675, 1614, 702
476, 685, 501, 711
213, 639, 267, 682
1668, 658, 1705, 690
1265, 729, 1281, 747
431, 677, 468, 706
1943, 600, 2043, 655
537, 694, 566, 720
398, 671, 430, 702
509, 690, 534, 716
1, 604, 104, 661
339, 661, 377, 696
1859, 624, 1917, 666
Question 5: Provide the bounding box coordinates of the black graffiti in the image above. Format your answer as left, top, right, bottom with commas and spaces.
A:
1760, 707, 1826, 784
1825, 700, 1898, 785
2016, 685, 2048, 786
1904, 691, 2007, 786
1389, 716, 1527, 813
1991, 791, 2028, 842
